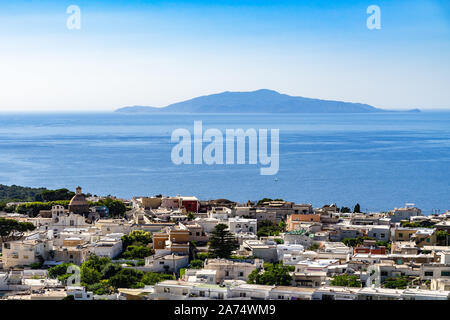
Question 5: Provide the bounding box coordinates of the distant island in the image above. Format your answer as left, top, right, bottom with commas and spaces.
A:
115, 89, 420, 113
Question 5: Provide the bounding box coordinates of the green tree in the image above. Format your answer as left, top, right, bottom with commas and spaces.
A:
81, 265, 102, 285
257, 220, 284, 237
30, 262, 43, 269
0, 184, 47, 202
189, 259, 204, 269
342, 236, 375, 247
330, 274, 362, 287
353, 203, 361, 213
208, 224, 239, 258
247, 263, 292, 286
186, 212, 195, 221
122, 245, 152, 259
101, 263, 123, 279
196, 252, 210, 261
82, 254, 111, 272
340, 207, 351, 213
48, 263, 73, 279
141, 272, 176, 285
121, 230, 152, 250
86, 280, 113, 295
0, 218, 36, 242
15, 200, 70, 217
41, 188, 75, 201
383, 276, 409, 289
109, 268, 144, 288
96, 198, 126, 217
436, 230, 449, 243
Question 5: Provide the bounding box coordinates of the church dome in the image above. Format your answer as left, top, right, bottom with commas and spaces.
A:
69, 186, 90, 215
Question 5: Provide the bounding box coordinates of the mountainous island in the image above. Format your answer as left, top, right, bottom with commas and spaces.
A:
115, 89, 419, 113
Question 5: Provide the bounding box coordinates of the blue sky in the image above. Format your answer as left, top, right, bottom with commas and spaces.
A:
0, 0, 449, 111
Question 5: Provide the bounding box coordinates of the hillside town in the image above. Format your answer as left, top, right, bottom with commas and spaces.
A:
1, 186, 450, 300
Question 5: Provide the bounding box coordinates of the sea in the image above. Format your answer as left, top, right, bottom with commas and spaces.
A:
0, 112, 449, 214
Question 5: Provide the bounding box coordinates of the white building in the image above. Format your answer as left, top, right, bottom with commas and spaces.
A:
390, 204, 422, 223
94, 219, 132, 235
91, 234, 123, 258
276, 243, 305, 261
203, 258, 263, 283
144, 253, 189, 273
195, 218, 220, 233
2, 236, 53, 269
49, 206, 90, 236
228, 217, 257, 235
367, 225, 390, 242
183, 269, 217, 284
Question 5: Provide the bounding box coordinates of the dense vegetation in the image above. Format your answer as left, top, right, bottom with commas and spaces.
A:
47, 255, 175, 295
0, 218, 36, 242
436, 230, 449, 244
257, 220, 286, 237
330, 274, 362, 287
39, 188, 75, 201
247, 263, 292, 285
400, 221, 436, 228
120, 230, 153, 259
15, 200, 70, 217
383, 276, 410, 289
0, 184, 47, 202
189, 259, 204, 269
91, 198, 127, 217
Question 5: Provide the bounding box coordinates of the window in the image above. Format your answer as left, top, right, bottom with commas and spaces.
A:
426, 238, 430, 242
225, 271, 229, 277
381, 271, 388, 276
441, 271, 450, 277
380, 233, 385, 238
159, 261, 165, 265
373, 233, 377, 237
239, 272, 244, 277
218, 293, 224, 300
70, 220, 74, 226
199, 291, 205, 297
399, 233, 403, 238
164, 288, 170, 293
240, 292, 246, 297
424, 271, 433, 277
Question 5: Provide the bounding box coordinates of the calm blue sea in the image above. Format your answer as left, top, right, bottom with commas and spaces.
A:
0, 112, 449, 214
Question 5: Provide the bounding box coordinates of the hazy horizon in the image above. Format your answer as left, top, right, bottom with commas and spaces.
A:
0, 0, 449, 112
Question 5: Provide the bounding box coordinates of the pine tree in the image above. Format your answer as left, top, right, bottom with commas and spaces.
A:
353, 203, 361, 213
208, 224, 239, 258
